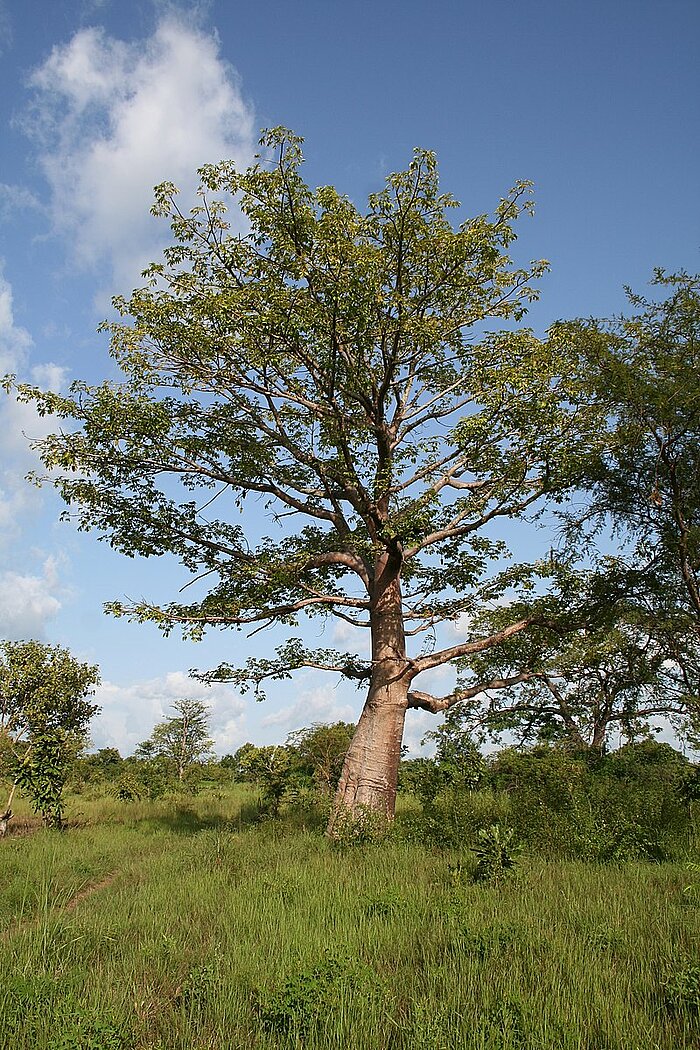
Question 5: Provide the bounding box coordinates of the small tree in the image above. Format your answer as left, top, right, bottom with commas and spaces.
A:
286, 722, 355, 792
11, 130, 600, 829
233, 743, 293, 814
0, 640, 100, 830
137, 699, 214, 781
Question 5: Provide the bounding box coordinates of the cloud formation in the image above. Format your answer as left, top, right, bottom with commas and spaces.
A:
0, 268, 68, 538
91, 669, 247, 756
0, 266, 32, 375
260, 681, 360, 736
28, 15, 256, 296
0, 555, 63, 639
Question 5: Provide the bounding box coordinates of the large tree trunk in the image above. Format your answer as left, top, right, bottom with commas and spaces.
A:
327, 541, 409, 836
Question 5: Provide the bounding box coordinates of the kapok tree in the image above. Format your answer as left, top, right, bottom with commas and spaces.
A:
12, 130, 595, 829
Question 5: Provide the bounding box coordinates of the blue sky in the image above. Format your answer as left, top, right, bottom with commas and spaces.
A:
0, 0, 698, 756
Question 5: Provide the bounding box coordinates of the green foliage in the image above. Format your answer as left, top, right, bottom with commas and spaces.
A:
411, 707, 485, 805
487, 742, 696, 861
232, 743, 294, 815
285, 721, 355, 793
12, 730, 78, 828
136, 699, 213, 783
556, 273, 700, 734
0, 640, 99, 827
0, 640, 100, 741
6, 129, 608, 824
361, 887, 406, 919
1, 974, 125, 1049
662, 965, 700, 1016
472, 823, 522, 883
112, 768, 143, 803
227, 722, 355, 816
112, 752, 207, 802
0, 786, 699, 1049
401, 739, 698, 862
254, 950, 378, 1040
453, 562, 680, 753
176, 960, 219, 1014
70, 749, 123, 790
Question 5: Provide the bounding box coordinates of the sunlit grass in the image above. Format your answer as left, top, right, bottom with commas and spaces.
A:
0, 786, 698, 1048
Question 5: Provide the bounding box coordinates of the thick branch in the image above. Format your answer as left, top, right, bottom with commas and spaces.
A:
407, 671, 537, 713
409, 617, 533, 676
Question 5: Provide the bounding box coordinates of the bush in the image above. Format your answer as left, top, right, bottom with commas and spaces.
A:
484, 742, 695, 861
401, 740, 697, 861
399, 784, 510, 850
472, 823, 522, 883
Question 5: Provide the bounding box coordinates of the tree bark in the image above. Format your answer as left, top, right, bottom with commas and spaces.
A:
327, 541, 410, 835
0, 781, 17, 837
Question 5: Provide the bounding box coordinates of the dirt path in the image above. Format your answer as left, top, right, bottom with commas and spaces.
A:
63, 872, 119, 913
1, 871, 120, 943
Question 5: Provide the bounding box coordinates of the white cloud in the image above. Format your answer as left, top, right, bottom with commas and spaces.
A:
91, 669, 247, 756
0, 183, 43, 222
332, 618, 366, 650
261, 682, 360, 736
0, 333, 68, 540
403, 708, 436, 757
0, 555, 63, 639
0, 269, 66, 536
28, 15, 256, 296
0, 266, 32, 375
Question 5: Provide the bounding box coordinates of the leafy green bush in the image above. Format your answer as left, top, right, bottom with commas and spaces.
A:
662, 965, 700, 1016
472, 823, 522, 883
484, 742, 695, 861
1, 974, 125, 1049
254, 951, 378, 1039
401, 785, 510, 850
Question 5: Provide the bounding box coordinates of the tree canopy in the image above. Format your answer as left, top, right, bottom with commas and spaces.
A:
446, 274, 700, 753
12, 130, 609, 826
560, 273, 700, 737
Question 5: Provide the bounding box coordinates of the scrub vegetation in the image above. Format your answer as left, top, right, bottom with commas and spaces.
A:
1, 735, 699, 1050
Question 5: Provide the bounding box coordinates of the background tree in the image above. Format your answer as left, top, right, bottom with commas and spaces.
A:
137, 699, 214, 781
13, 129, 600, 828
285, 722, 355, 793
445, 275, 700, 754
0, 640, 100, 830
554, 272, 700, 735
452, 565, 682, 753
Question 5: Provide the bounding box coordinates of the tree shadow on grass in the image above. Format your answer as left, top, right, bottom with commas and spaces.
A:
143, 800, 266, 835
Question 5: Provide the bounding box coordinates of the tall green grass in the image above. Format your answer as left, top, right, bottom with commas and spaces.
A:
1, 785, 698, 1049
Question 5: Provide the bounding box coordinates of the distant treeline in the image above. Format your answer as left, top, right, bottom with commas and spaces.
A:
67, 723, 700, 863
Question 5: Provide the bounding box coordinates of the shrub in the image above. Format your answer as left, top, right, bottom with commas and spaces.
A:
662, 965, 700, 1016
472, 823, 522, 883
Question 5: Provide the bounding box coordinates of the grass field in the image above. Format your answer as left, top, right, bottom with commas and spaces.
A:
1, 785, 699, 1049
